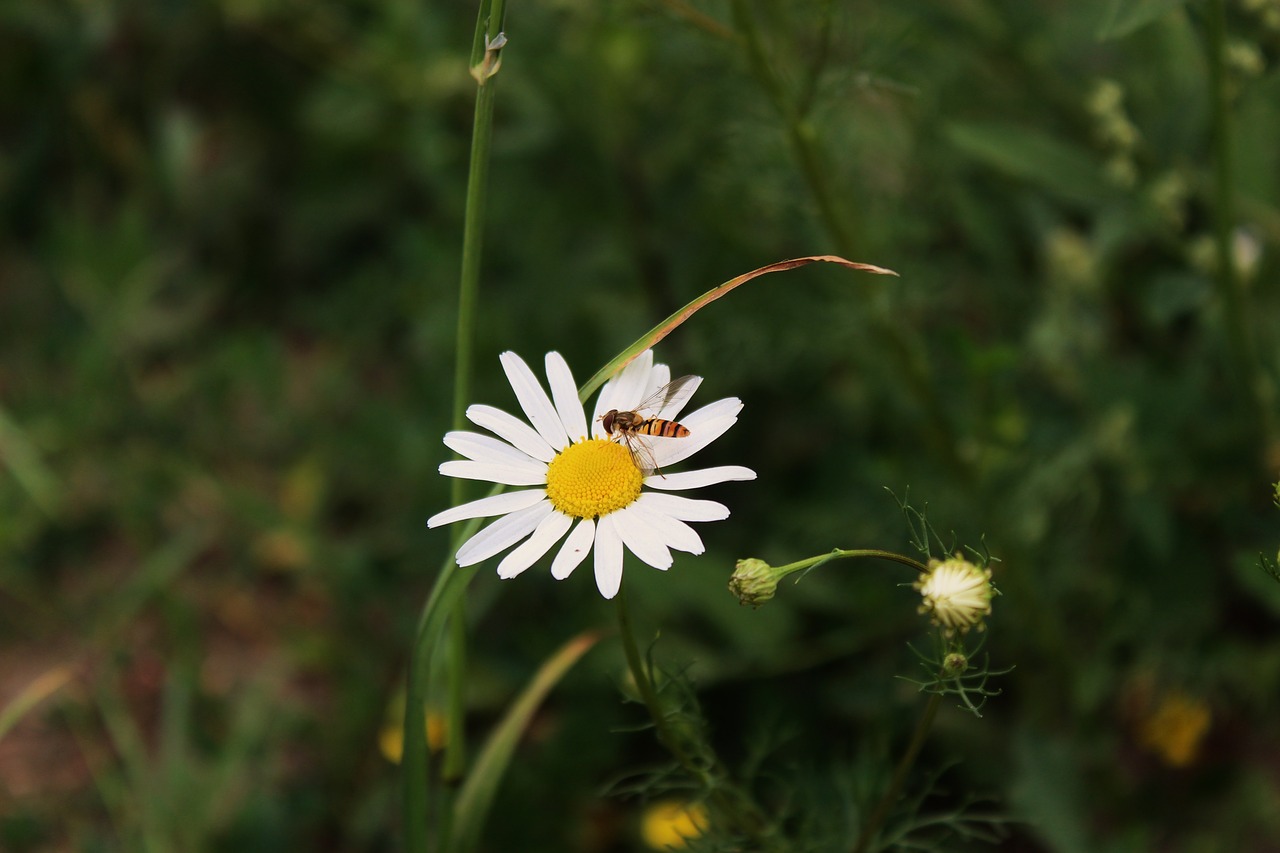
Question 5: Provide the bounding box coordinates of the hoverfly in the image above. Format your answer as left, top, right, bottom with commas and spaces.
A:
600, 375, 697, 477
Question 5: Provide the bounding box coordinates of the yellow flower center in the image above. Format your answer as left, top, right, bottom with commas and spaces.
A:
545, 438, 644, 519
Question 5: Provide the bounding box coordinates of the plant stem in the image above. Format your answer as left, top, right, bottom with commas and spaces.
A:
1205, 0, 1274, 444
730, 0, 858, 253
615, 586, 705, 778
404, 3, 507, 850
445, 0, 509, 798
728, 0, 968, 479
450, 21, 503, 438
774, 548, 927, 580
852, 690, 943, 853
403, 561, 477, 853
615, 585, 771, 841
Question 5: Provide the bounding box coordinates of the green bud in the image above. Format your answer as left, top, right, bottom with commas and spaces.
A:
942, 652, 969, 677
728, 558, 782, 607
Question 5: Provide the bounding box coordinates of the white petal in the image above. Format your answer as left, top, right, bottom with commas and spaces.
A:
636, 491, 730, 522
427, 489, 546, 528
627, 502, 704, 554
592, 350, 654, 434
443, 431, 543, 467
645, 364, 672, 403
612, 506, 673, 569
680, 396, 744, 429
551, 517, 595, 580
654, 374, 701, 420
652, 398, 744, 468
496, 511, 572, 579
455, 500, 554, 566
439, 460, 546, 487
467, 404, 556, 463
593, 514, 625, 598
501, 352, 570, 451
644, 465, 756, 491
545, 352, 589, 442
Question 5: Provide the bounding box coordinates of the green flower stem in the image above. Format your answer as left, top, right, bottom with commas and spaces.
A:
445, 0, 508, 795
776, 548, 927, 580
1205, 0, 1274, 443
615, 585, 770, 841
403, 558, 477, 853
615, 586, 708, 781
451, 5, 505, 436
852, 690, 943, 853
404, 2, 507, 850
747, 545, 945, 851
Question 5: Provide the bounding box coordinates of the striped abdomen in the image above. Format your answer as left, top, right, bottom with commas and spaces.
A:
632, 418, 690, 438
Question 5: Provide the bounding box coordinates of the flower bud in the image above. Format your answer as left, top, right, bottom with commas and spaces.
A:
942, 652, 969, 677
728, 558, 782, 607
914, 556, 995, 636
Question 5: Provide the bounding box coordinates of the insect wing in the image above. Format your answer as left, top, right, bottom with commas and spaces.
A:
632, 375, 699, 420
620, 431, 662, 477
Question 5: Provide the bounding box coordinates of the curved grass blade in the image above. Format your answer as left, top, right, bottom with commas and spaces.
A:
0, 665, 75, 742
451, 630, 603, 852
577, 255, 897, 401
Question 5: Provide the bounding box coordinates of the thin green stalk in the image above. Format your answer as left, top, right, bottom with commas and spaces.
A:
450, 20, 504, 436
730, 0, 858, 253
773, 548, 927, 579
403, 559, 477, 853
796, 0, 835, 117
615, 585, 771, 842
1205, 0, 1273, 443
732, 548, 927, 607
852, 690, 943, 853
445, 0, 509, 800
728, 0, 968, 479
615, 586, 708, 780
404, 3, 507, 850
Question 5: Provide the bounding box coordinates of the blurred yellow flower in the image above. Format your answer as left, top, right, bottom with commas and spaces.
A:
1139, 691, 1211, 767
251, 528, 309, 573
640, 799, 708, 850
379, 711, 448, 764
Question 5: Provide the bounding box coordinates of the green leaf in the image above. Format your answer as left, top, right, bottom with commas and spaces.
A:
0, 404, 60, 517
946, 121, 1114, 207
1097, 0, 1190, 40
451, 630, 602, 853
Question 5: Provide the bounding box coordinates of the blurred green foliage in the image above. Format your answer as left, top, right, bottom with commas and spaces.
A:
3, 0, 1280, 850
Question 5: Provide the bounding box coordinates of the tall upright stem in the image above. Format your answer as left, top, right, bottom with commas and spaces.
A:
852, 691, 943, 853
728, 0, 967, 478
1205, 0, 1274, 444
615, 585, 770, 841
404, 4, 507, 850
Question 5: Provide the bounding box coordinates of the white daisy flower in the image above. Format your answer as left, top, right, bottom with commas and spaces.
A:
427, 350, 756, 599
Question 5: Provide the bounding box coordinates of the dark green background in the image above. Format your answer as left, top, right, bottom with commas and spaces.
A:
3, 0, 1279, 850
